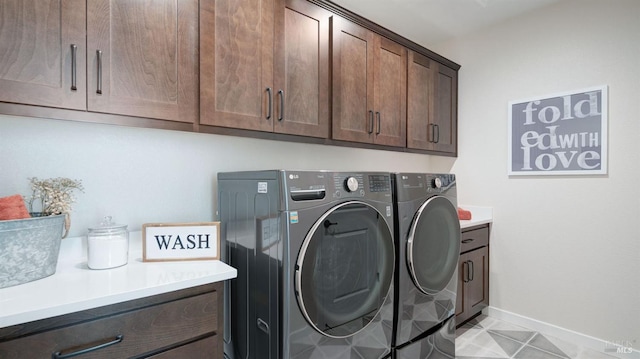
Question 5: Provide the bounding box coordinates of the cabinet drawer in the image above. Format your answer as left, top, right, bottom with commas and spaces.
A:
147, 335, 218, 358
0, 291, 217, 359
460, 225, 489, 253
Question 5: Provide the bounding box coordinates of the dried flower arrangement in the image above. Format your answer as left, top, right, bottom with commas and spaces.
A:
26, 177, 84, 216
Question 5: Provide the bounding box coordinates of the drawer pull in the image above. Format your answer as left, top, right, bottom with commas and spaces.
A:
461, 238, 475, 243
52, 334, 123, 359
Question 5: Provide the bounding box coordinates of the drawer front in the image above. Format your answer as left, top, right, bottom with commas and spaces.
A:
148, 335, 218, 358
0, 291, 217, 359
460, 225, 489, 253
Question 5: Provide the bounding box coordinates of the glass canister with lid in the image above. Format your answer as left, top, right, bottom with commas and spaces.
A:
87, 216, 129, 269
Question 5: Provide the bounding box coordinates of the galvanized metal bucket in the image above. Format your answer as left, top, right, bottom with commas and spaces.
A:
0, 214, 66, 289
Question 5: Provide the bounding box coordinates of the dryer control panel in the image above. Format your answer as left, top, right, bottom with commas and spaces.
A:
284, 171, 392, 206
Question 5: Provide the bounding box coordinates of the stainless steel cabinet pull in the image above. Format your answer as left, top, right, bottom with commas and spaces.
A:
375, 111, 381, 135
70, 44, 77, 91
461, 238, 474, 243
429, 123, 435, 143
266, 87, 272, 120
469, 260, 474, 281
278, 89, 284, 121
52, 334, 123, 359
434, 124, 440, 143
368, 110, 374, 134
96, 50, 103, 94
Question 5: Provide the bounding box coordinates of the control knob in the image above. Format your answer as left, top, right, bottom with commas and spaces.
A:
345, 177, 359, 192
432, 177, 442, 189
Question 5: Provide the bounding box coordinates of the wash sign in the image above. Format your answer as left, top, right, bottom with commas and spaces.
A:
508, 86, 608, 175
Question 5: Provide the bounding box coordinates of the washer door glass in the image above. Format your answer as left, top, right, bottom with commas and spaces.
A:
407, 196, 461, 295
295, 201, 394, 338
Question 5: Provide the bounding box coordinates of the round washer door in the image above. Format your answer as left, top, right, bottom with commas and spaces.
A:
295, 201, 394, 338
407, 196, 461, 295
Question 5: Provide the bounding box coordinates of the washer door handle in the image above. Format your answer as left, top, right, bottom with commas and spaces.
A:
257, 318, 270, 334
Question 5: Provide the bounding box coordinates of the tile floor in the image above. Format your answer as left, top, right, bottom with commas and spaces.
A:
455, 315, 618, 359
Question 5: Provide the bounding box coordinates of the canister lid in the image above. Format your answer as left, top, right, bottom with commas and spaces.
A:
88, 216, 128, 233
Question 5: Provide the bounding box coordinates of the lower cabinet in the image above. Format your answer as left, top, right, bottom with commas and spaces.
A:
0, 283, 223, 358
456, 224, 490, 326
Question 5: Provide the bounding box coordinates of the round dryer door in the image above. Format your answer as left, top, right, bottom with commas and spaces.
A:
407, 196, 461, 295
295, 201, 394, 338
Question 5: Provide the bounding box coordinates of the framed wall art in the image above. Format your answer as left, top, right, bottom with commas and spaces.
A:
508, 85, 608, 176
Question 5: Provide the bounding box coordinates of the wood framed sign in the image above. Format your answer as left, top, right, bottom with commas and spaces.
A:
142, 222, 220, 262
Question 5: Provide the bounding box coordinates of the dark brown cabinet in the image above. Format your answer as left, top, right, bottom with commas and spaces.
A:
86, 0, 198, 123
0, 283, 223, 359
332, 16, 406, 147
0, 0, 198, 124
456, 224, 490, 326
407, 50, 458, 155
0, 0, 86, 110
1, 0, 459, 155
200, 0, 330, 138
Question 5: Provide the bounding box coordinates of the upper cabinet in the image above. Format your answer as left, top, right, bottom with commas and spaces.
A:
407, 50, 457, 155
331, 17, 406, 147
200, 0, 330, 138
0, 0, 198, 124
86, 0, 198, 123
0, 0, 86, 110
0, 0, 459, 155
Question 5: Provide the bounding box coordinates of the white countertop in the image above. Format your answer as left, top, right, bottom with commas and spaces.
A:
0, 232, 237, 329
459, 205, 493, 229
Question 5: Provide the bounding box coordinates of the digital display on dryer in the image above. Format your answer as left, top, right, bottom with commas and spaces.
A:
368, 175, 390, 192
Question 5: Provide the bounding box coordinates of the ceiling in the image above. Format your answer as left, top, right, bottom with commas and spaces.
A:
329, 0, 560, 48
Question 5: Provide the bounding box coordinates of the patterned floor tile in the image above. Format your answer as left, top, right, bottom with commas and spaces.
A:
513, 345, 566, 359
527, 334, 570, 358
488, 330, 536, 344
454, 315, 619, 359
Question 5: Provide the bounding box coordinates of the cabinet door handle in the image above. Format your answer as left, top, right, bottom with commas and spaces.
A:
461, 238, 474, 244
375, 111, 381, 135
429, 123, 435, 143
469, 260, 474, 281
96, 50, 103, 94
462, 261, 468, 283
52, 334, 123, 359
434, 124, 440, 143
278, 89, 284, 121
368, 110, 374, 134
266, 87, 272, 120
70, 44, 77, 91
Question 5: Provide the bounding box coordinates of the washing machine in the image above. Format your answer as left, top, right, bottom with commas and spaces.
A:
391, 173, 461, 359
218, 170, 395, 359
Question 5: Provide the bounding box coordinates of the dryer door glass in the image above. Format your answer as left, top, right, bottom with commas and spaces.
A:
295, 201, 394, 338
407, 196, 461, 295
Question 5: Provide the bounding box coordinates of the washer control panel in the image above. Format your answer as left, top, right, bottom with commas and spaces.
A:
426, 174, 456, 193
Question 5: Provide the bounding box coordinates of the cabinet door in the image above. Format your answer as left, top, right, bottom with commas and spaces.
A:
431, 63, 458, 154
200, 0, 274, 131
466, 246, 489, 315
0, 0, 86, 110
331, 17, 374, 143
272, 0, 330, 138
406, 51, 434, 150
87, 0, 198, 123
373, 37, 406, 146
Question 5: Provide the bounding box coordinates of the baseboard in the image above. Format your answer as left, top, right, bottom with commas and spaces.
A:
484, 307, 639, 359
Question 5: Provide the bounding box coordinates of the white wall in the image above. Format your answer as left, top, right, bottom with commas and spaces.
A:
0, 115, 454, 238
436, 0, 639, 346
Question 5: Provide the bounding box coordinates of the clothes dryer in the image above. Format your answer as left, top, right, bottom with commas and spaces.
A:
391, 173, 461, 359
218, 170, 395, 359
